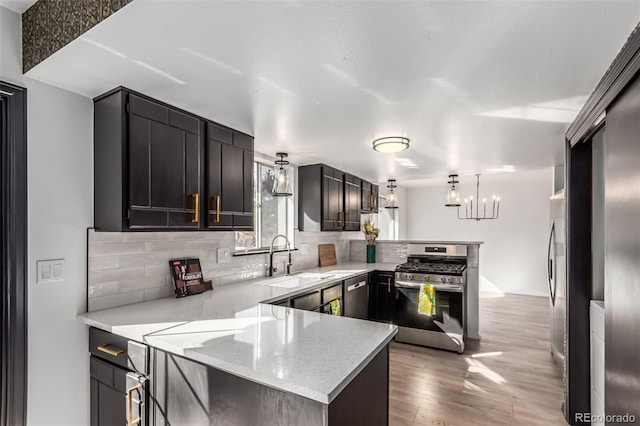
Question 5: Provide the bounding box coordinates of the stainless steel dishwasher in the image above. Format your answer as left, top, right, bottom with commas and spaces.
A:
344, 274, 369, 319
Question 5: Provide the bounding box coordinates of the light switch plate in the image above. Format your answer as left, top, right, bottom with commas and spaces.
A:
217, 248, 230, 264
299, 243, 309, 255
37, 259, 65, 283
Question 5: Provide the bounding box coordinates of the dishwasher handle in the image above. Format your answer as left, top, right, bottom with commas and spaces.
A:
347, 280, 367, 292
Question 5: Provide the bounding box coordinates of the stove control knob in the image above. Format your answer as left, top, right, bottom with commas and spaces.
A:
407, 273, 413, 281
440, 277, 446, 283
447, 277, 453, 283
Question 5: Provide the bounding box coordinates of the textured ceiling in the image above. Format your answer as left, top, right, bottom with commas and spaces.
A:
25, 1, 640, 183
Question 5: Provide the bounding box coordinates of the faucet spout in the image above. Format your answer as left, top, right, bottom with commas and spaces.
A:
269, 234, 292, 277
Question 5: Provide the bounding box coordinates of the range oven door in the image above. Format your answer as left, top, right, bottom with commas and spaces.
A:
394, 281, 465, 352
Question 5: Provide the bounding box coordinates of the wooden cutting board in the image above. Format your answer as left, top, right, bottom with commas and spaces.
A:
318, 244, 337, 267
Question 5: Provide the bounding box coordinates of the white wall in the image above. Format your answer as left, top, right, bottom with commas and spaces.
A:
406, 168, 553, 296
1, 6, 93, 425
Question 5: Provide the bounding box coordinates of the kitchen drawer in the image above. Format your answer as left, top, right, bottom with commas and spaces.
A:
89, 327, 148, 375
291, 290, 321, 311
322, 283, 342, 303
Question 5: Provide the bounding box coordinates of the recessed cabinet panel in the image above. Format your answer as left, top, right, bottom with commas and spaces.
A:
129, 93, 168, 124
150, 121, 185, 209
222, 143, 244, 213
128, 114, 150, 207
243, 150, 253, 213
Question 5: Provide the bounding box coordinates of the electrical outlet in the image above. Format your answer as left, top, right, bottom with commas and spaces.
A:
299, 243, 308, 255
217, 248, 230, 264
37, 259, 65, 283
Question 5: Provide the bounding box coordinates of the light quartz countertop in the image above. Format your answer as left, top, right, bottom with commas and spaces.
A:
78, 262, 398, 404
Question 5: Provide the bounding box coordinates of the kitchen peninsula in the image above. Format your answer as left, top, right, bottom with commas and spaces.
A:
80, 264, 397, 426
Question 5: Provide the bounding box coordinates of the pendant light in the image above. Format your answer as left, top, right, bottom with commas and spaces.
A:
272, 152, 292, 196
385, 179, 399, 209
445, 174, 462, 207
373, 137, 410, 153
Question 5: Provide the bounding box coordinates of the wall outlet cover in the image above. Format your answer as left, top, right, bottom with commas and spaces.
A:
37, 259, 65, 283
217, 248, 230, 264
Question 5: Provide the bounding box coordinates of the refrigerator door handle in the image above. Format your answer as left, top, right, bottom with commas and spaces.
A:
547, 222, 556, 306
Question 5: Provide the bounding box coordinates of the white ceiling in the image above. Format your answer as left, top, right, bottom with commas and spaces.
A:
25, 1, 640, 184
0, 0, 36, 13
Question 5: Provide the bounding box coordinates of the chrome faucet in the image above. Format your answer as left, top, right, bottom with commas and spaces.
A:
269, 234, 292, 277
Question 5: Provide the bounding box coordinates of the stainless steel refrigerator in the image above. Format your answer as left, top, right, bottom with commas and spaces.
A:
548, 190, 566, 369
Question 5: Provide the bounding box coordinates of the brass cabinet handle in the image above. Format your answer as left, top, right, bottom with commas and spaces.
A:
387, 278, 391, 293
127, 383, 143, 426
338, 212, 343, 227
210, 195, 221, 223
97, 345, 126, 357
191, 194, 200, 223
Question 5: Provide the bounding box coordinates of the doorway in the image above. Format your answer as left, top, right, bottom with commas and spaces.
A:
1, 81, 27, 426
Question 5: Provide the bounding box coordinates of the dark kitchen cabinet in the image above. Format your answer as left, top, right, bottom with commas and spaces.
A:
94, 87, 254, 232
323, 166, 344, 231
291, 290, 322, 311
361, 181, 379, 213
90, 357, 128, 426
369, 271, 395, 323
127, 95, 203, 229
298, 164, 362, 232
344, 174, 361, 231
206, 122, 254, 230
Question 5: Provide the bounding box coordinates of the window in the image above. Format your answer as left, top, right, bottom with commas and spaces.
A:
235, 160, 295, 251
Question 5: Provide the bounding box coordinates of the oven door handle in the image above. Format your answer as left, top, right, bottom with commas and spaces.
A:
395, 281, 464, 293
395, 281, 422, 289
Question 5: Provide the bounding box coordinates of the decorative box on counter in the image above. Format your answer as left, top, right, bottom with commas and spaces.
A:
169, 258, 212, 297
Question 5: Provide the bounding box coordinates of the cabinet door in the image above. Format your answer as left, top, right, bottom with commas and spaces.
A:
369, 273, 395, 322
344, 177, 361, 231
371, 184, 379, 211
128, 106, 201, 229
90, 356, 127, 426
206, 134, 233, 229
322, 169, 343, 231
361, 180, 372, 212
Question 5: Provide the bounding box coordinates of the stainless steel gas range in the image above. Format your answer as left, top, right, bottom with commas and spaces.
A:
394, 244, 468, 353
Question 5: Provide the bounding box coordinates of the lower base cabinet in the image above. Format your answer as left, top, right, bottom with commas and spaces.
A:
369, 272, 396, 323
149, 346, 389, 426
90, 327, 390, 426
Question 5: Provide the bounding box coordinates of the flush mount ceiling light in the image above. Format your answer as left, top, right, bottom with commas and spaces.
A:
372, 137, 410, 153
445, 174, 462, 207
385, 179, 399, 209
446, 174, 500, 221
272, 152, 293, 196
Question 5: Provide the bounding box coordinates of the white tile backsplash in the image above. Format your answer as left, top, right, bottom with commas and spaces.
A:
87, 229, 361, 311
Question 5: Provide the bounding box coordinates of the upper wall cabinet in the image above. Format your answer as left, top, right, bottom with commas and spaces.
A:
361, 180, 379, 213
94, 88, 254, 232
298, 164, 363, 232
206, 122, 254, 231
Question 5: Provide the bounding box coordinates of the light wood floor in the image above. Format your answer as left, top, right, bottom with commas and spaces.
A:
388, 293, 566, 426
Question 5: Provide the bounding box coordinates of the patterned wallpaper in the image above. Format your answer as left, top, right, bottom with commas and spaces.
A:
22, 0, 133, 72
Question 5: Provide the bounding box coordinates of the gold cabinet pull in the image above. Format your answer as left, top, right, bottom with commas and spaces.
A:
387, 278, 391, 293
210, 195, 221, 223
191, 194, 199, 223
127, 383, 143, 426
338, 212, 343, 227
97, 345, 126, 357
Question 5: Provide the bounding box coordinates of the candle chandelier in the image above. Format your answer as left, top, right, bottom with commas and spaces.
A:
446, 174, 500, 221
